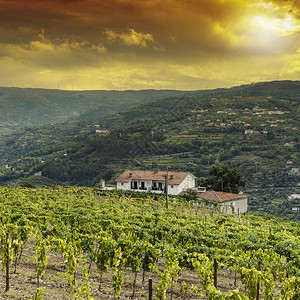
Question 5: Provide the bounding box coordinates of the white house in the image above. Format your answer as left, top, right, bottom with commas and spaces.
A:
192, 188, 248, 214
115, 170, 196, 195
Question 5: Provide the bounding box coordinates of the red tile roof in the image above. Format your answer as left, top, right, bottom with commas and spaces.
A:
115, 170, 194, 185
196, 191, 248, 203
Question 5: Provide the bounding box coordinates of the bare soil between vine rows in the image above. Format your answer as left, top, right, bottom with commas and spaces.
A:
0, 237, 248, 299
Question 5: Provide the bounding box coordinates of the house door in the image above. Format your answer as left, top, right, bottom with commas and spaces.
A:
141, 181, 145, 190
158, 182, 163, 191
133, 181, 138, 189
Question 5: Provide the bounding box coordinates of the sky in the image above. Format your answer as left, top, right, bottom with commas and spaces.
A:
0, 0, 300, 90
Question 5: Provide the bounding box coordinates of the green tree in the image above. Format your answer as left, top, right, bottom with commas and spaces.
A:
200, 165, 246, 193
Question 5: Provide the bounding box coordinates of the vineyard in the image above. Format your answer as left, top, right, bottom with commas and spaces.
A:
0, 187, 300, 299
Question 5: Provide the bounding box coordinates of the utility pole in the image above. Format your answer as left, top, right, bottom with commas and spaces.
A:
165, 166, 169, 209
218, 178, 224, 192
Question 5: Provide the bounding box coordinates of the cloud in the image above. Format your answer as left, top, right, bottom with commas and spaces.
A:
32, 29, 106, 54
1, 0, 300, 90
0, 30, 106, 70
103, 28, 154, 48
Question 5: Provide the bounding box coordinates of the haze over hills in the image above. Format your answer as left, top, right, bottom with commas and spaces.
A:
0, 80, 299, 219
0, 87, 188, 135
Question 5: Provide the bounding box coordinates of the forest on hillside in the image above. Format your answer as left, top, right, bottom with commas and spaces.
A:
0, 88, 186, 135
0, 81, 299, 219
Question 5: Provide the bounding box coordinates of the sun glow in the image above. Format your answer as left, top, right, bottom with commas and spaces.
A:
250, 15, 300, 35
1, 0, 300, 89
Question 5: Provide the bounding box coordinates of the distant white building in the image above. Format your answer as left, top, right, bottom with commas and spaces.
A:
33, 171, 43, 177
288, 194, 300, 201
95, 129, 109, 134
115, 170, 196, 195
288, 194, 300, 212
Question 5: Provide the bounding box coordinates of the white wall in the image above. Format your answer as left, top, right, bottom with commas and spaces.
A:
168, 184, 179, 195
220, 198, 248, 214
117, 182, 131, 190
178, 174, 196, 193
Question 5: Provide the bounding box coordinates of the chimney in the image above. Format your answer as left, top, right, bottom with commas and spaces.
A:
99, 179, 105, 188
154, 169, 159, 173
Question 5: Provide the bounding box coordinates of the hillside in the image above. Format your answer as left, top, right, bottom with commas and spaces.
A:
0, 81, 299, 218
0, 87, 187, 135
0, 186, 299, 299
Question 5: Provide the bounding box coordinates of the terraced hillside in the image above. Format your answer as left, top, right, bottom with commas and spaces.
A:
0, 81, 299, 218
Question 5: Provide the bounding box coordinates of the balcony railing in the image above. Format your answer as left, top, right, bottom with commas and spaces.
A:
130, 186, 164, 192
151, 187, 164, 191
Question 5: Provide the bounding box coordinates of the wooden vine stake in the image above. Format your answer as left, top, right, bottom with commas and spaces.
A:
5, 232, 9, 292
256, 260, 261, 300
213, 258, 218, 288
148, 278, 153, 300
256, 278, 260, 300
286, 256, 290, 278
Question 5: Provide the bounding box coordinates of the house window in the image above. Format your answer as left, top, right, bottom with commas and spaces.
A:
121, 183, 123, 186
171, 185, 174, 188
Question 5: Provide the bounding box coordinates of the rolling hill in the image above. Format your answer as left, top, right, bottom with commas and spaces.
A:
0, 81, 299, 219
0, 87, 188, 135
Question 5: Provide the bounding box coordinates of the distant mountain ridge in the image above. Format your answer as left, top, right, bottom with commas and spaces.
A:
0, 87, 189, 135
244, 80, 300, 95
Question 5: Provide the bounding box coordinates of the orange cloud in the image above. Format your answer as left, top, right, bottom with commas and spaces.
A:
0, 0, 300, 90
103, 28, 154, 48
0, 30, 106, 71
